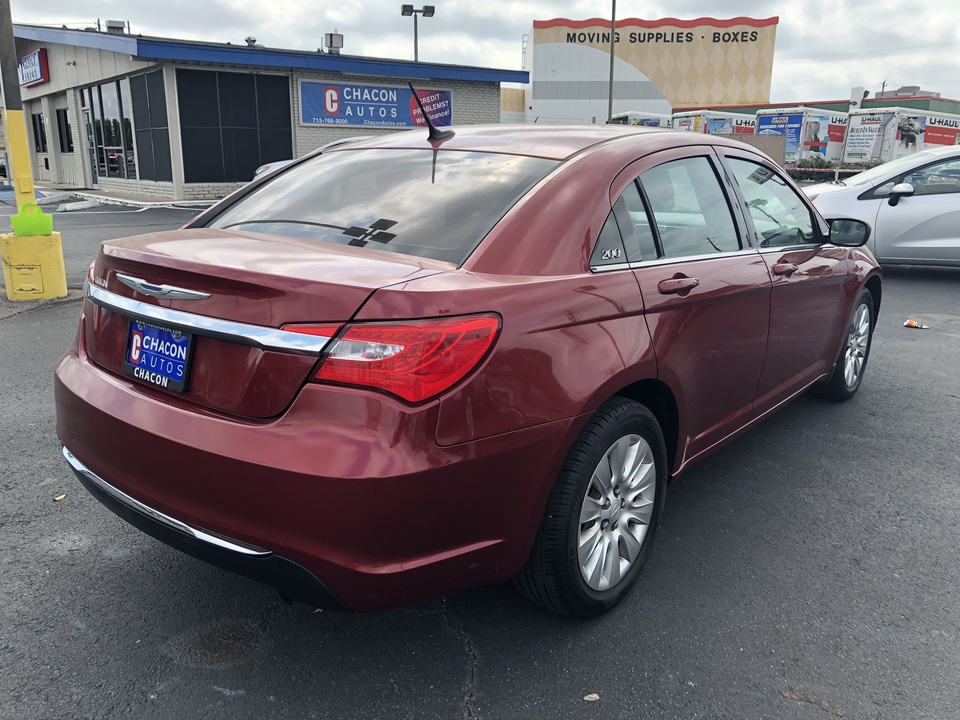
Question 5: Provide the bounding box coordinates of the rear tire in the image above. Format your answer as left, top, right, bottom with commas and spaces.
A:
816, 287, 874, 402
514, 397, 667, 618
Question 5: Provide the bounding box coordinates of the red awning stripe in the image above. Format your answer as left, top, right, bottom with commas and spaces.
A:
533, 17, 779, 30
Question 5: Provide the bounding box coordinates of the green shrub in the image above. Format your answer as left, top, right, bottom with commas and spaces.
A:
787, 156, 882, 183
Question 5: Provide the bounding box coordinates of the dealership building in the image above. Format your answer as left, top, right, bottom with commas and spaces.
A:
10, 24, 525, 201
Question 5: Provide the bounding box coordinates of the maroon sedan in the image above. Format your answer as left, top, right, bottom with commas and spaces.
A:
55, 126, 881, 618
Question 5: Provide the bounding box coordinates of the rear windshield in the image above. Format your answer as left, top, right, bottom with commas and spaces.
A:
207, 148, 558, 265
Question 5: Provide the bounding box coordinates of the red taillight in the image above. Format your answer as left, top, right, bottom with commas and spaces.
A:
313, 314, 501, 403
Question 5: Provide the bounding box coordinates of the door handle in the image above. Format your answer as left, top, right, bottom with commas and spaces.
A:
657, 276, 700, 295
772, 262, 798, 277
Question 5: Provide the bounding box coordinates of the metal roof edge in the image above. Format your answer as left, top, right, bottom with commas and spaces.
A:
13, 24, 139, 55
137, 40, 527, 82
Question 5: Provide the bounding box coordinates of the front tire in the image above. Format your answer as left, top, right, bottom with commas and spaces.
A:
515, 397, 667, 618
817, 287, 875, 402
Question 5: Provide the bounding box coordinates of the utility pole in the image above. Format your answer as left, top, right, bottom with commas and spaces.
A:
607, 0, 616, 122
0, 0, 36, 210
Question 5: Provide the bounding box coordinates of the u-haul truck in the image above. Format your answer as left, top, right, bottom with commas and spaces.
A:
756, 107, 849, 165
606, 111, 673, 128
842, 107, 960, 163
672, 110, 756, 135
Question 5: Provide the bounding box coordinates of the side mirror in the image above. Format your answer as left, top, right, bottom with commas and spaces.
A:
826, 218, 870, 247
888, 182, 915, 207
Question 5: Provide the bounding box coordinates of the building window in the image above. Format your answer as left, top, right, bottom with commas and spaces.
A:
119, 79, 137, 178
87, 78, 141, 180
32, 113, 48, 153
97, 80, 134, 179
129, 70, 172, 182
56, 108, 74, 153
176, 68, 292, 183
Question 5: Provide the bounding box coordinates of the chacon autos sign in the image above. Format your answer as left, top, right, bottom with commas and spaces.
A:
18, 49, 50, 87
300, 81, 452, 128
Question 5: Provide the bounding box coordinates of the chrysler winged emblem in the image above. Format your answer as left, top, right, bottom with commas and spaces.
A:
116, 273, 211, 300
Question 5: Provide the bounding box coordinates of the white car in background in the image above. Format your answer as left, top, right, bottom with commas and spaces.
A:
252, 158, 294, 178
804, 146, 960, 267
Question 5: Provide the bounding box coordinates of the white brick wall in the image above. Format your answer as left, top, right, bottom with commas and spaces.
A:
182, 182, 246, 200
96, 178, 178, 199
94, 179, 247, 202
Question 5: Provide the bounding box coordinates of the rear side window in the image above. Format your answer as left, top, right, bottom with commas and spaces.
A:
590, 212, 627, 268
618, 181, 658, 261
207, 149, 558, 265
637, 156, 741, 258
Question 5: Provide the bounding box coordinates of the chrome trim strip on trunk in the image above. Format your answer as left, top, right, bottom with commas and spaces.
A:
84, 282, 334, 355
62, 447, 271, 557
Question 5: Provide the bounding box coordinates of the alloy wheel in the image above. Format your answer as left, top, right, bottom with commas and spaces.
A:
843, 302, 871, 389
578, 434, 657, 591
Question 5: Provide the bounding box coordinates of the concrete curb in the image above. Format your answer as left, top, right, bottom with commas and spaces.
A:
56, 200, 102, 213
0, 287, 83, 321
37, 193, 75, 207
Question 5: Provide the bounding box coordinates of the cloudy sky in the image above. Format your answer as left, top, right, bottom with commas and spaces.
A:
13, 0, 960, 102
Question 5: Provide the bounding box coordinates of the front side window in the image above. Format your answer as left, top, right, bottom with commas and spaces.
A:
208, 149, 558, 265
727, 158, 818, 247
637, 156, 740, 258
901, 158, 960, 196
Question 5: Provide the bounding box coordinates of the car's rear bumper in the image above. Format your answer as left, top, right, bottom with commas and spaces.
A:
62, 446, 348, 609
55, 328, 584, 612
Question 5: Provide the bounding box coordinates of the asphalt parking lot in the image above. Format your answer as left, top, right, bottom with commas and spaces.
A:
1, 207, 958, 719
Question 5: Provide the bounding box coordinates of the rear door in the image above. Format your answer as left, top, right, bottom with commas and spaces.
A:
718, 148, 850, 408
615, 147, 772, 465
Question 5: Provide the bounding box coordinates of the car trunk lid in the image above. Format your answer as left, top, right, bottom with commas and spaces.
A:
84, 228, 450, 418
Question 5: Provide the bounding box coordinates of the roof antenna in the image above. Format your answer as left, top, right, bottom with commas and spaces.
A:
407, 82, 454, 142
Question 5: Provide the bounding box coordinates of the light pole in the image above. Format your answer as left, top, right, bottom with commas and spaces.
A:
401, 4, 435, 62
607, 0, 616, 122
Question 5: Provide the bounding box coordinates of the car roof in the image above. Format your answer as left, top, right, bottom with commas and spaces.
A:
327, 124, 740, 161
918, 145, 960, 159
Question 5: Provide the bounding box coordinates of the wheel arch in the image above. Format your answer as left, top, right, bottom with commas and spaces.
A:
864, 274, 882, 320
614, 379, 680, 475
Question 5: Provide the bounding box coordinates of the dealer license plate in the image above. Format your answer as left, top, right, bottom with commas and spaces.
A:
121, 320, 193, 392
